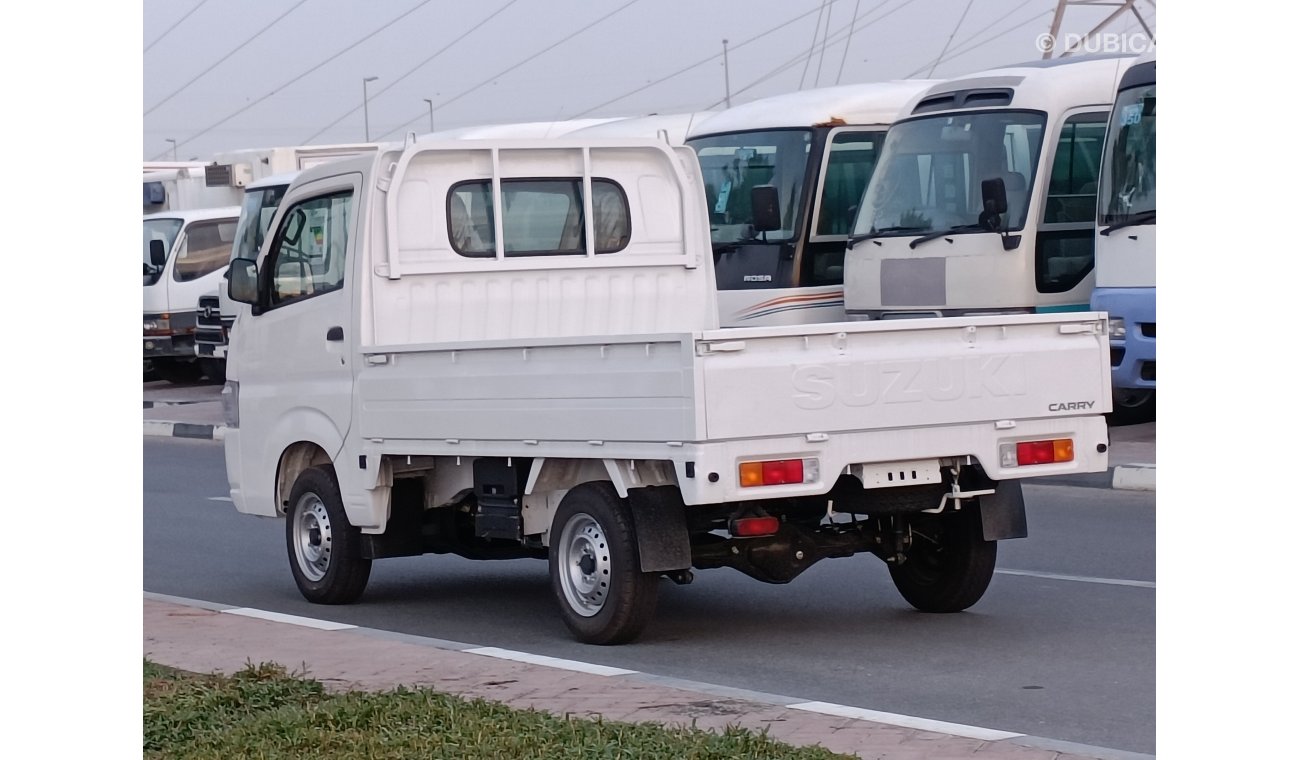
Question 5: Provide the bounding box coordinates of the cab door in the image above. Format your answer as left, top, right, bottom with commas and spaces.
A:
237, 173, 360, 507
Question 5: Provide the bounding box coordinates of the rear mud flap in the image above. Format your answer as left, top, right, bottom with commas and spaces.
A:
978, 480, 1028, 540
627, 487, 691, 572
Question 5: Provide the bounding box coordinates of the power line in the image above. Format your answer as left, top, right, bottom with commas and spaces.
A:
301, 0, 524, 144
813, 0, 837, 87
800, 1, 831, 90
371, 0, 644, 141
905, 1, 1051, 77
569, 1, 832, 119
707, 0, 915, 109
145, 0, 310, 116
144, 0, 209, 53
905, 0, 1041, 77
148, 0, 437, 160
928, 0, 975, 77
834, 0, 863, 85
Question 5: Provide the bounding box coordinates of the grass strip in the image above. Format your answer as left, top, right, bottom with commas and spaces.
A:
144, 659, 851, 759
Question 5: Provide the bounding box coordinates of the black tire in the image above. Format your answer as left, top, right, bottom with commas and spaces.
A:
198, 358, 226, 384
285, 466, 371, 604
154, 359, 203, 385
548, 482, 659, 645
1108, 389, 1155, 426
888, 505, 997, 613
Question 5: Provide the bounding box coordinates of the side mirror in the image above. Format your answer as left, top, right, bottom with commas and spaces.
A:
751, 185, 781, 233
149, 239, 167, 268
979, 178, 1008, 232
228, 257, 259, 305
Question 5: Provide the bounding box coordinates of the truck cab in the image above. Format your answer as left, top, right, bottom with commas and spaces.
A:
143, 206, 239, 383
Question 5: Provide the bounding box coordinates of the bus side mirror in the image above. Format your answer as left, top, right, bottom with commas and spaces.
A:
228, 258, 259, 305
979, 178, 1008, 232
149, 239, 167, 268
751, 185, 781, 232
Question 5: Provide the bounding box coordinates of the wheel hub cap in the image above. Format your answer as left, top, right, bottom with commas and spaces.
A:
292, 494, 333, 582
558, 513, 611, 617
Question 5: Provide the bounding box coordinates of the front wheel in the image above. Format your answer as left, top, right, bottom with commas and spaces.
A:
888, 505, 996, 613
1108, 388, 1155, 426
548, 482, 659, 645
286, 466, 371, 604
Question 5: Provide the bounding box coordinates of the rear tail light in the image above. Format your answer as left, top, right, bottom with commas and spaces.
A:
738, 458, 819, 487
732, 516, 780, 536
1000, 439, 1074, 467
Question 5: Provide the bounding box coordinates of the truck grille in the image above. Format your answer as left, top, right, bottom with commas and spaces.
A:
195, 295, 225, 347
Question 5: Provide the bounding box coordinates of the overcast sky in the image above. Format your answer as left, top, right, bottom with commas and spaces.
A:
142, 0, 1156, 160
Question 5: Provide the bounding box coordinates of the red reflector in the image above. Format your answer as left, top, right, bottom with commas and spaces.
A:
761, 459, 803, 485
1017, 440, 1055, 465
733, 516, 780, 537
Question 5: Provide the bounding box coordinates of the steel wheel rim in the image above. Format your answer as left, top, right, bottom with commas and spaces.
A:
558, 512, 611, 617
292, 493, 332, 582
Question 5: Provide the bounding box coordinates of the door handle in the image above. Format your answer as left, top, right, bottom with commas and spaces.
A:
326, 326, 344, 341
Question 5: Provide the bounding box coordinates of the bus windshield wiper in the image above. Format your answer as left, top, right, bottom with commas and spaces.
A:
908, 224, 985, 249
1100, 210, 1156, 236
847, 226, 927, 249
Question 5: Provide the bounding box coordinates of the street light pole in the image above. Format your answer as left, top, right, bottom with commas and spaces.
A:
423, 98, 435, 133
165, 138, 177, 161
362, 76, 379, 141
722, 39, 731, 108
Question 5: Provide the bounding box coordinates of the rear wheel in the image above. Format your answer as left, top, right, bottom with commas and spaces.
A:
198, 358, 226, 384
888, 505, 996, 613
154, 359, 203, 385
1108, 388, 1155, 426
286, 466, 371, 604
549, 482, 658, 645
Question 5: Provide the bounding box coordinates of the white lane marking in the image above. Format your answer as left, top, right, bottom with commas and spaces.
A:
465, 646, 637, 677
788, 701, 1024, 741
207, 496, 233, 502
996, 568, 1155, 589
222, 607, 357, 631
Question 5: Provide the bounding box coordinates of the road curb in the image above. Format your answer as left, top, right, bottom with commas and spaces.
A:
1112, 464, 1155, 491
143, 420, 226, 440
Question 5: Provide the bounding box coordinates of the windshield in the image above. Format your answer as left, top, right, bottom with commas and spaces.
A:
853, 111, 1046, 237
231, 184, 290, 262
1098, 84, 1155, 225
142, 218, 183, 268
688, 129, 812, 245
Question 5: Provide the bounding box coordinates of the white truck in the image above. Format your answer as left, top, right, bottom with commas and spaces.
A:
144, 206, 241, 382
223, 137, 1112, 644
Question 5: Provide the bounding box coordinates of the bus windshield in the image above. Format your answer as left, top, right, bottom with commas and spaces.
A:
1098, 84, 1155, 226
853, 111, 1046, 237
231, 184, 290, 262
688, 129, 812, 245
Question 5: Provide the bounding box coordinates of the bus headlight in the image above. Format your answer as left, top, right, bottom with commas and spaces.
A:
1109, 317, 1127, 340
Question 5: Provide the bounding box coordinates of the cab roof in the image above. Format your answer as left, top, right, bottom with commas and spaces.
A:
686, 80, 940, 137
142, 206, 241, 223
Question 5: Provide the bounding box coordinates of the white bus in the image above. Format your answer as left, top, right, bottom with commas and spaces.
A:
843, 55, 1132, 321
683, 81, 936, 326
1092, 52, 1155, 423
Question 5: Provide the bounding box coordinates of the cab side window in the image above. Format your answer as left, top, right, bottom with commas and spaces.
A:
265, 191, 353, 306
1036, 113, 1107, 293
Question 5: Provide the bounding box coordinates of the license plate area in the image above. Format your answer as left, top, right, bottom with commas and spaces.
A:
851, 459, 942, 489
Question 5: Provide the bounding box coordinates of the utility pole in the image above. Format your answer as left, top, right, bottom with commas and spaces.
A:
362, 76, 379, 141
165, 138, 177, 161
1041, 0, 1154, 59
423, 98, 435, 133
722, 39, 731, 108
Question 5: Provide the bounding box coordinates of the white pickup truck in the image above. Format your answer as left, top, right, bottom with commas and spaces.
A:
223, 137, 1111, 644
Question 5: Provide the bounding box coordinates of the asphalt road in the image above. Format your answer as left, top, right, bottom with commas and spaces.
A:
144, 437, 1155, 755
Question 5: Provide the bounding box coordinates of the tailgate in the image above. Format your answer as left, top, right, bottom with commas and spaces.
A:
698, 313, 1110, 440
